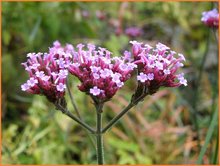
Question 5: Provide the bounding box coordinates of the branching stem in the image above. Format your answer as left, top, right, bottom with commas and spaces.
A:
55, 104, 96, 134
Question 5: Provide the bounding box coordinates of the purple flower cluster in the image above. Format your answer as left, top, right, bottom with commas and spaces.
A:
21, 41, 72, 102
125, 27, 143, 38
130, 41, 187, 94
68, 44, 137, 101
201, 8, 219, 28
21, 40, 187, 103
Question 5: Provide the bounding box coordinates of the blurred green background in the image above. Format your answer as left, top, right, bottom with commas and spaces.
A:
2, 1, 219, 164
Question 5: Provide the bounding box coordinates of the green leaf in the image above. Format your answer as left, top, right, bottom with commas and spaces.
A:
118, 150, 136, 164
108, 137, 139, 152
197, 108, 218, 164
211, 134, 218, 164
29, 16, 42, 43
104, 35, 129, 55
29, 126, 52, 146
135, 152, 152, 164
13, 143, 27, 156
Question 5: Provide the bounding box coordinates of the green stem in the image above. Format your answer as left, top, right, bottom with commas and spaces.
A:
211, 132, 218, 164
67, 78, 81, 118
102, 102, 134, 133
96, 112, 104, 164
55, 104, 95, 134
211, 28, 218, 43
102, 93, 147, 133
196, 30, 210, 90
67, 78, 96, 148
191, 30, 210, 148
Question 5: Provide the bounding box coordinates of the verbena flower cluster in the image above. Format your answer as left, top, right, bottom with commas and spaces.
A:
125, 27, 143, 38
68, 44, 137, 101
21, 40, 187, 102
201, 8, 219, 28
130, 41, 187, 94
21, 41, 72, 102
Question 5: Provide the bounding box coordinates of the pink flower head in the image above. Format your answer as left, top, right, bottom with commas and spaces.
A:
56, 83, 66, 92
90, 86, 101, 96
125, 27, 143, 38
137, 72, 148, 83
21, 41, 70, 103
96, 10, 106, 20
130, 41, 187, 94
201, 8, 219, 28
68, 43, 137, 102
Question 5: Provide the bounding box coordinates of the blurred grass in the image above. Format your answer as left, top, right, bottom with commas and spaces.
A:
197, 107, 218, 164
2, 1, 219, 164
